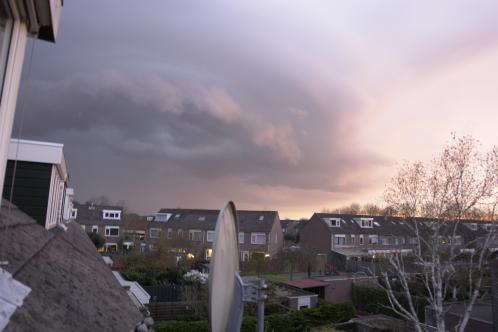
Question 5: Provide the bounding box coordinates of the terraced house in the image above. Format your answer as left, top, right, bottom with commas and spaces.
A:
146, 208, 283, 261
72, 202, 124, 252
300, 213, 493, 269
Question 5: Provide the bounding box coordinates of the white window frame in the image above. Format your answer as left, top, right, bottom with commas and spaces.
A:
361, 219, 373, 228
206, 231, 216, 243
359, 235, 364, 245
239, 232, 245, 244
105, 226, 119, 237
240, 251, 250, 262
334, 234, 346, 246
103, 209, 121, 220
350, 234, 356, 245
149, 228, 161, 239
70, 208, 78, 219
368, 234, 378, 244
92, 225, 98, 234
189, 229, 202, 242
251, 232, 266, 245
167, 228, 172, 239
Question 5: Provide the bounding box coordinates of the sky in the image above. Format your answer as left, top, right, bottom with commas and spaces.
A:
12, 0, 498, 218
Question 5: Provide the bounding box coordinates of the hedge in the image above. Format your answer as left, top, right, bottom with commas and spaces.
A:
154, 302, 355, 332
352, 284, 427, 321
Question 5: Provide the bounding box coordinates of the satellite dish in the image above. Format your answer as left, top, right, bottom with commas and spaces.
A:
209, 202, 240, 331
209, 202, 267, 332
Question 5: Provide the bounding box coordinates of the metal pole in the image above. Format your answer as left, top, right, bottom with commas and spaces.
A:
257, 279, 266, 332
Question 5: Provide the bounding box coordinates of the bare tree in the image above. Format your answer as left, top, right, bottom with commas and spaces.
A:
380, 135, 498, 332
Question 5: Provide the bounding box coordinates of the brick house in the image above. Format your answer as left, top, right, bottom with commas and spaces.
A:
146, 208, 283, 261
72, 202, 124, 251
300, 213, 490, 269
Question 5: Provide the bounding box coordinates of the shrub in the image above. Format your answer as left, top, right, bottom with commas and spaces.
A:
353, 284, 427, 321
154, 320, 209, 332
87, 232, 104, 249
154, 302, 355, 332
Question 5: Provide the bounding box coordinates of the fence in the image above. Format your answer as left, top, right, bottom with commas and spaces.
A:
144, 284, 184, 302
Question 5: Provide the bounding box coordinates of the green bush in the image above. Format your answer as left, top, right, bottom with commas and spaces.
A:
154, 320, 209, 332
353, 284, 427, 321
154, 302, 355, 332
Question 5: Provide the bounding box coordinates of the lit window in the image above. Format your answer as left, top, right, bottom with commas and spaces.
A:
149, 228, 161, 239
105, 226, 119, 237
251, 233, 266, 244
189, 230, 202, 242
206, 248, 213, 259
206, 231, 216, 242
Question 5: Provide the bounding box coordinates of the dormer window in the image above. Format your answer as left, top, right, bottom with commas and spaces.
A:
155, 213, 171, 222
356, 218, 373, 228
324, 218, 341, 227
103, 210, 121, 220
259, 215, 264, 221
70, 208, 78, 219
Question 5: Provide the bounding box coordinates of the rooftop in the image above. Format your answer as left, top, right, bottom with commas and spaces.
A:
0, 200, 142, 332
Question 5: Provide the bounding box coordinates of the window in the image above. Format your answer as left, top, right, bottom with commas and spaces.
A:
469, 223, 478, 231
206, 231, 216, 242
189, 230, 202, 242
178, 229, 183, 238
92, 225, 98, 234
368, 235, 378, 244
241, 251, 250, 262
70, 208, 78, 219
409, 237, 418, 245
206, 248, 213, 259
103, 209, 121, 220
361, 219, 373, 228
350, 234, 356, 245
239, 232, 245, 244
198, 216, 206, 221
167, 228, 172, 239
324, 218, 341, 227
105, 226, 119, 237
259, 215, 265, 221
381, 236, 389, 245
251, 233, 266, 244
334, 234, 346, 246
81, 225, 85, 231
149, 228, 161, 239
155, 213, 171, 222
359, 235, 364, 245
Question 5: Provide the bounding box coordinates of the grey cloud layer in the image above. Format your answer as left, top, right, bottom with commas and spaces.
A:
13, 0, 391, 213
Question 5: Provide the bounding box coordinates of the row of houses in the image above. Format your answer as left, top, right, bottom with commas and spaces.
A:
71, 204, 284, 261
3, 140, 496, 265
68, 201, 496, 265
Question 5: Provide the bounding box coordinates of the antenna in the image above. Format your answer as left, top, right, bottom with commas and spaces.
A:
209, 202, 267, 332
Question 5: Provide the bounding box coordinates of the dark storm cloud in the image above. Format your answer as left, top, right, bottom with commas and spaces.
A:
13, 0, 391, 214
